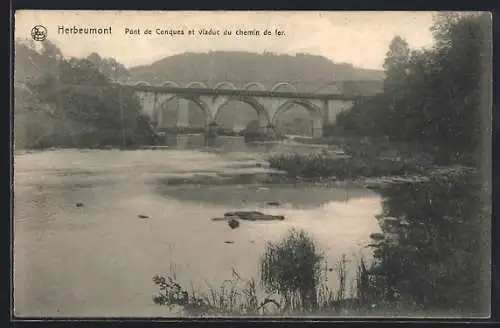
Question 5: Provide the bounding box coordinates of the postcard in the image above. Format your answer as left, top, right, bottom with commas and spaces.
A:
12, 10, 492, 319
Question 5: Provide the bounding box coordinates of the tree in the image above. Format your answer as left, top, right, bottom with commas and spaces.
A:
383, 36, 411, 94
333, 13, 491, 166
86, 52, 130, 81
21, 40, 151, 148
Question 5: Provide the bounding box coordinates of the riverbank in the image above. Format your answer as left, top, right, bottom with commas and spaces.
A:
265, 149, 478, 184
153, 166, 469, 191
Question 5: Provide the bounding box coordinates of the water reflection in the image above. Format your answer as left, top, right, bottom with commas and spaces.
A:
155, 183, 372, 208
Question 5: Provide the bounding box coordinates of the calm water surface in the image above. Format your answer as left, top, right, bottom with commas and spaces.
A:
13, 143, 382, 317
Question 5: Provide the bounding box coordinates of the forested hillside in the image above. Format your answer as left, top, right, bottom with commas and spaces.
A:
14, 40, 151, 149
128, 51, 384, 90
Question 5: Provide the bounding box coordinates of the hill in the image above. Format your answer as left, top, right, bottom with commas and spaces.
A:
127, 51, 384, 91
14, 40, 57, 84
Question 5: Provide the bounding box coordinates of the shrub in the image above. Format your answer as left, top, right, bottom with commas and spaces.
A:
268, 152, 430, 179
260, 228, 324, 312
366, 168, 488, 315
152, 271, 271, 316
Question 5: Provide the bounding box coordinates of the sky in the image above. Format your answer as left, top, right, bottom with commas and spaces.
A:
14, 10, 440, 70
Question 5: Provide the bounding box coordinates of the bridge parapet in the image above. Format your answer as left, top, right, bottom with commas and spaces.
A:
122, 79, 382, 96
117, 83, 369, 101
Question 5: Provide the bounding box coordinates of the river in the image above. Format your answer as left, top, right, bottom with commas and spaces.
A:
13, 138, 382, 317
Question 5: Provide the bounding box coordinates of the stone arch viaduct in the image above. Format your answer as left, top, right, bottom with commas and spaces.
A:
116, 80, 380, 138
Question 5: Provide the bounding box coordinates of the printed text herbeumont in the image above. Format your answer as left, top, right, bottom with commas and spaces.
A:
58, 25, 112, 35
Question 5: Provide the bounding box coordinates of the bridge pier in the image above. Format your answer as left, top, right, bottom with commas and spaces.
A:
257, 115, 271, 135
265, 123, 277, 138
324, 99, 355, 125
205, 121, 218, 147
176, 98, 190, 128
323, 100, 331, 124
312, 117, 323, 138
156, 105, 164, 130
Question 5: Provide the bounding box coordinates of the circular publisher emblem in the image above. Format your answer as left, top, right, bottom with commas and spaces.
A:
31, 25, 47, 41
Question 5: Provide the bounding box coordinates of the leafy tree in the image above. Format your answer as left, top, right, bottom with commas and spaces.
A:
383, 36, 411, 94
18, 39, 152, 148
333, 12, 491, 166
86, 52, 131, 81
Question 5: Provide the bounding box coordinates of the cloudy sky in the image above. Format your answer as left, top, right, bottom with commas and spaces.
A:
15, 10, 439, 70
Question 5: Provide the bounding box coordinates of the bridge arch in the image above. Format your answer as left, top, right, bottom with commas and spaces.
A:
271, 82, 298, 93
133, 81, 152, 87
213, 96, 270, 129
215, 81, 237, 90
155, 95, 213, 128
243, 82, 266, 91
150, 81, 182, 106
271, 99, 323, 127
159, 81, 181, 88
185, 81, 208, 88
179, 95, 213, 125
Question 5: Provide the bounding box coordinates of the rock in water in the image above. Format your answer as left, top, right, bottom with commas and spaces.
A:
267, 201, 281, 206
211, 217, 228, 221
75, 202, 84, 208
228, 218, 240, 229
224, 211, 285, 221
224, 241, 235, 244
138, 214, 150, 219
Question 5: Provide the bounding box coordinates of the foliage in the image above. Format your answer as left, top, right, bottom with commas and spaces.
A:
86, 52, 131, 81
240, 120, 282, 142
333, 13, 491, 166
152, 273, 264, 316
365, 168, 489, 315
383, 36, 411, 95
260, 229, 324, 312
268, 152, 431, 179
153, 253, 370, 316
15, 40, 154, 149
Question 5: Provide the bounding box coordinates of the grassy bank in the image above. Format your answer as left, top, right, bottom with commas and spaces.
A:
152, 254, 376, 317
268, 151, 432, 180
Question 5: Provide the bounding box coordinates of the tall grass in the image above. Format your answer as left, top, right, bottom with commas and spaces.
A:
260, 229, 323, 312
153, 229, 376, 316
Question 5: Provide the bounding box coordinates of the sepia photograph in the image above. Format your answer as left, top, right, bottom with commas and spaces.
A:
12, 10, 492, 318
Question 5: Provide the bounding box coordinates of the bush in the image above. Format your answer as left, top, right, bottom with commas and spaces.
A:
268, 152, 430, 179
152, 273, 264, 317
260, 229, 324, 312
365, 168, 488, 315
